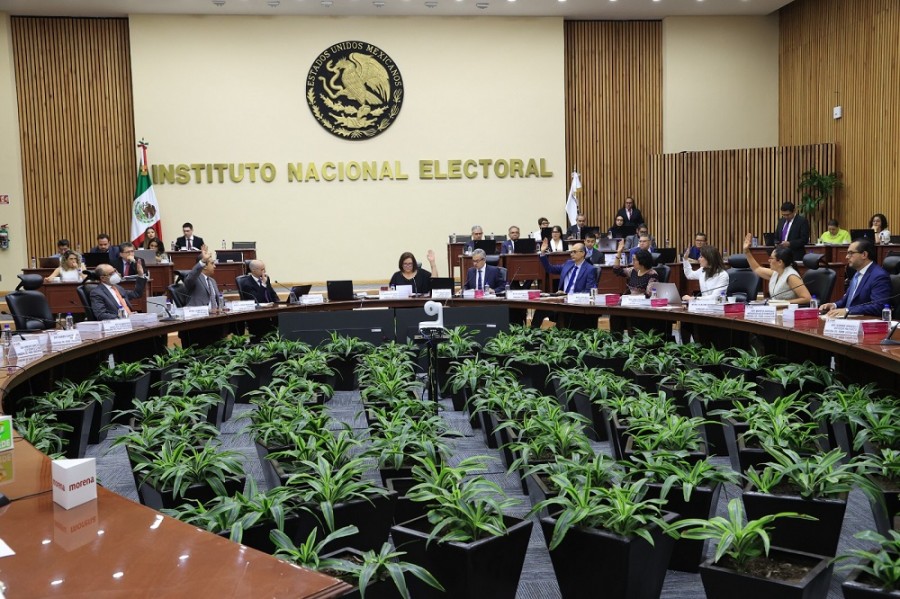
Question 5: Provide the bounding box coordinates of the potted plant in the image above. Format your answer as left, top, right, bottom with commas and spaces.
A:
524, 453, 625, 519
161, 363, 236, 427
626, 451, 739, 572
685, 373, 760, 456
323, 542, 445, 599
668, 497, 831, 599
534, 478, 677, 599
854, 448, 900, 537
743, 447, 876, 557
797, 167, 841, 219
391, 465, 532, 599
836, 529, 900, 598
98, 360, 151, 423
720, 347, 772, 380
14, 410, 71, 458
623, 414, 709, 464
54, 377, 114, 444
26, 389, 96, 459
320, 331, 374, 391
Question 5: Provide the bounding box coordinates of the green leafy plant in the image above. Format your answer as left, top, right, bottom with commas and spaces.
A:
320, 331, 374, 359
668, 497, 815, 572
625, 452, 739, 502
745, 447, 876, 501
326, 543, 445, 599
98, 360, 148, 381
797, 167, 841, 217
834, 529, 900, 591
14, 410, 71, 457
130, 439, 244, 498
270, 525, 359, 570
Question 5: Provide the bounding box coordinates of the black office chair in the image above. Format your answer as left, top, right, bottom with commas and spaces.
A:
235, 274, 255, 301
168, 283, 190, 308
882, 255, 900, 275
6, 274, 54, 330
891, 274, 900, 320
801, 253, 837, 305
76, 283, 99, 320
654, 264, 671, 283
497, 266, 508, 288
725, 255, 761, 303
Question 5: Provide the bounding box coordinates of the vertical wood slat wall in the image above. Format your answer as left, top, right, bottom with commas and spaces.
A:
12, 17, 135, 260
564, 21, 662, 230
648, 144, 834, 254
780, 0, 900, 232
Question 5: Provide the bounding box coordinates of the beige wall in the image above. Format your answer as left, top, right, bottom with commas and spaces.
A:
130, 15, 565, 283
662, 15, 779, 153
0, 13, 28, 289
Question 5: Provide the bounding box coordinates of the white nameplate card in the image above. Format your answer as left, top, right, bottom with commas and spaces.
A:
129, 313, 159, 327
506, 290, 531, 300
567, 293, 592, 305
431, 289, 452, 300
227, 300, 257, 313
823, 318, 862, 337
688, 302, 722, 315
745, 305, 777, 321
0, 415, 12, 452
395, 285, 413, 298
75, 321, 104, 339
182, 306, 211, 319
620, 295, 651, 307
300, 294, 325, 305
52, 458, 97, 510
462, 289, 477, 298
103, 319, 133, 334
378, 290, 401, 300
49, 330, 83, 351
10, 338, 44, 359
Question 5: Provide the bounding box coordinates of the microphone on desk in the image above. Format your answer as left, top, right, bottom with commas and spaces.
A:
273, 280, 298, 304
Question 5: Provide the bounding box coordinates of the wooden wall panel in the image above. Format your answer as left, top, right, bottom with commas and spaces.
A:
564, 21, 662, 231
780, 0, 900, 233
12, 17, 135, 259
648, 144, 834, 255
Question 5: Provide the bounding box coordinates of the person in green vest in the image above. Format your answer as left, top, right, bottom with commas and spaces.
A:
817, 219, 851, 244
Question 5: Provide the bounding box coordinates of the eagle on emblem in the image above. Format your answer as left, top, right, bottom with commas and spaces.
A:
319, 52, 390, 118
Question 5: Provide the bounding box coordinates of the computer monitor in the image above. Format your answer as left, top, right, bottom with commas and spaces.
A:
890, 235, 900, 245
540, 227, 553, 241
473, 240, 498, 255
595, 238, 618, 252
216, 250, 244, 263
654, 248, 677, 265
326, 280, 355, 301
430, 277, 455, 290
580, 226, 600, 240
850, 229, 876, 243
231, 241, 256, 250
83, 252, 111, 268
619, 225, 637, 239
512, 238, 537, 253
762, 232, 777, 246
134, 249, 157, 264
39, 257, 59, 269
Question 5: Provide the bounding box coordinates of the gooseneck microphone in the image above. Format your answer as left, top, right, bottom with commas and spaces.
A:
273, 280, 298, 304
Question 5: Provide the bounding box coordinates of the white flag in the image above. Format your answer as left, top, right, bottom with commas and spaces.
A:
565, 171, 581, 226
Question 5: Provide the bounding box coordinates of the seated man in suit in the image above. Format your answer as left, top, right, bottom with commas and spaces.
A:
533, 243, 597, 329
566, 214, 587, 240
627, 234, 654, 262
583, 233, 604, 265
110, 243, 146, 277
775, 201, 810, 262
463, 225, 484, 253
89, 263, 147, 320
175, 222, 205, 251
820, 238, 892, 317
89, 233, 121, 263
686, 232, 708, 263
500, 225, 519, 254
464, 249, 504, 291
51, 238, 71, 259
238, 260, 278, 303
624, 224, 657, 252
184, 247, 220, 308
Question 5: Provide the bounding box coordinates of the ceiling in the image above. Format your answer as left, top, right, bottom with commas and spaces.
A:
0, 0, 795, 20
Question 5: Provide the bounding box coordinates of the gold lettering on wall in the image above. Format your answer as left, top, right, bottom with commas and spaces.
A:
152, 159, 551, 184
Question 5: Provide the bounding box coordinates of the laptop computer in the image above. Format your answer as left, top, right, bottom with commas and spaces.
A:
290, 284, 312, 298
762, 232, 777, 246
39, 256, 60, 269
216, 250, 244, 263
890, 236, 900, 245
580, 226, 600, 240
134, 249, 158, 264
473, 239, 498, 255
540, 227, 553, 241
83, 252, 111, 267
430, 277, 455, 290
326, 280, 355, 302
651, 282, 683, 305
512, 238, 537, 253
596, 238, 618, 252
849, 229, 876, 243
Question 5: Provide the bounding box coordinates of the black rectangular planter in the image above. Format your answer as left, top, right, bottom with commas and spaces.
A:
138, 476, 246, 511
105, 373, 151, 423
390, 514, 532, 599
292, 491, 397, 553
742, 487, 848, 557
55, 403, 96, 459
842, 565, 900, 598
87, 395, 113, 445
645, 482, 721, 573
698, 546, 833, 599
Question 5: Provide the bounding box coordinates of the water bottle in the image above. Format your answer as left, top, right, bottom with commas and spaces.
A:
117, 305, 126, 319
221, 239, 226, 249
65, 312, 74, 330
649, 286, 657, 299
30, 256, 36, 268
217, 293, 225, 311
171, 240, 176, 251
809, 295, 818, 310
451, 233, 457, 243
3, 324, 11, 347
883, 304, 892, 322
718, 291, 726, 304
165, 299, 173, 316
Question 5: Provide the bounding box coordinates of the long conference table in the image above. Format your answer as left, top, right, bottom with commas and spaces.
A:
1, 297, 899, 595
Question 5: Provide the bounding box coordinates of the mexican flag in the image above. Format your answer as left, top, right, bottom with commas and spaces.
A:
131, 140, 161, 246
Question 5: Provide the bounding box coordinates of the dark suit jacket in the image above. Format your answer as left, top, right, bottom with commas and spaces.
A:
89, 245, 121, 263
835, 262, 893, 316
109, 256, 146, 277
237, 274, 277, 303
175, 235, 205, 251
616, 207, 644, 227
500, 239, 515, 255
539, 255, 597, 293
88, 278, 147, 320
565, 225, 583, 239
775, 215, 810, 261
465, 265, 504, 290
585, 248, 604, 265
183, 260, 220, 307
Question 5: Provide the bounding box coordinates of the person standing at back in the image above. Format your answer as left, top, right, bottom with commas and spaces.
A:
775, 201, 810, 262
616, 197, 644, 227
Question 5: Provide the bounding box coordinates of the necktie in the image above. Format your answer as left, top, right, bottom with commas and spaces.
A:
206, 276, 215, 308
846, 271, 862, 307
565, 265, 579, 293
782, 220, 790, 242
122, 262, 129, 277
111, 286, 131, 316
187, 238, 193, 250
476, 269, 483, 290
627, 210, 631, 222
